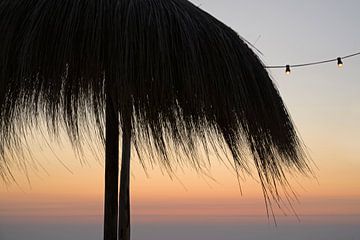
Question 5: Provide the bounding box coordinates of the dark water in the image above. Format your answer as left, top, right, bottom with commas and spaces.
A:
1, 216, 359, 240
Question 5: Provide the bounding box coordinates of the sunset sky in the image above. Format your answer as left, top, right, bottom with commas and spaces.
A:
1, 1, 360, 240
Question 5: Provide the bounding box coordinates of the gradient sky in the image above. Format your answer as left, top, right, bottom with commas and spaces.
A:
1, 1, 360, 240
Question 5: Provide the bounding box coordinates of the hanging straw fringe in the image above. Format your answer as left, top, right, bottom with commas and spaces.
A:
0, 0, 309, 202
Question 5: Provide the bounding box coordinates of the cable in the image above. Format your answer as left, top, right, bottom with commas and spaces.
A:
265, 51, 360, 73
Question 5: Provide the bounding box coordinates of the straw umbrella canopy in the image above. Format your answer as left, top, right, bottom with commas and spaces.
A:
0, 0, 309, 240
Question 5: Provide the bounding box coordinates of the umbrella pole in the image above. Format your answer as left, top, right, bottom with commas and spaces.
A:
103, 95, 119, 240
118, 110, 131, 240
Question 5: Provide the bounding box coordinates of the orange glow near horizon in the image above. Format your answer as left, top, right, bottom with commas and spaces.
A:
1, 130, 360, 225
1, 65, 360, 224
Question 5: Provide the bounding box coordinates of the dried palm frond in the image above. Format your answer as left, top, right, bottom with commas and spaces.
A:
0, 0, 309, 199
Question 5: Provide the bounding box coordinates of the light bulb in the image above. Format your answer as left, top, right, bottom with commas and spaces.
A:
337, 57, 343, 68
285, 65, 291, 75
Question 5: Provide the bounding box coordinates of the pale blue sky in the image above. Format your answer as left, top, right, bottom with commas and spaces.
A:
198, 0, 360, 165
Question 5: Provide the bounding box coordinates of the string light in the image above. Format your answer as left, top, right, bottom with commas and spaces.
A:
337, 57, 343, 67
265, 51, 360, 74
285, 65, 291, 75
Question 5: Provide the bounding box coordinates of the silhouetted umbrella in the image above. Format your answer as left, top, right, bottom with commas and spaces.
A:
0, 1, 309, 240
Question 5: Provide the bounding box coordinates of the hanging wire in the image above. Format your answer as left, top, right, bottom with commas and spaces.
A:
265, 51, 360, 71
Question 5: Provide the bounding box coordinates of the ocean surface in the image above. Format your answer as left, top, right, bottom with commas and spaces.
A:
1, 215, 359, 240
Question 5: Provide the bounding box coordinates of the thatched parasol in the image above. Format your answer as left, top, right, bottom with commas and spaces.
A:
0, 0, 309, 240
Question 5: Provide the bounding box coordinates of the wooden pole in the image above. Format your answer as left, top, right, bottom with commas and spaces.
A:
118, 110, 131, 240
103, 94, 119, 240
